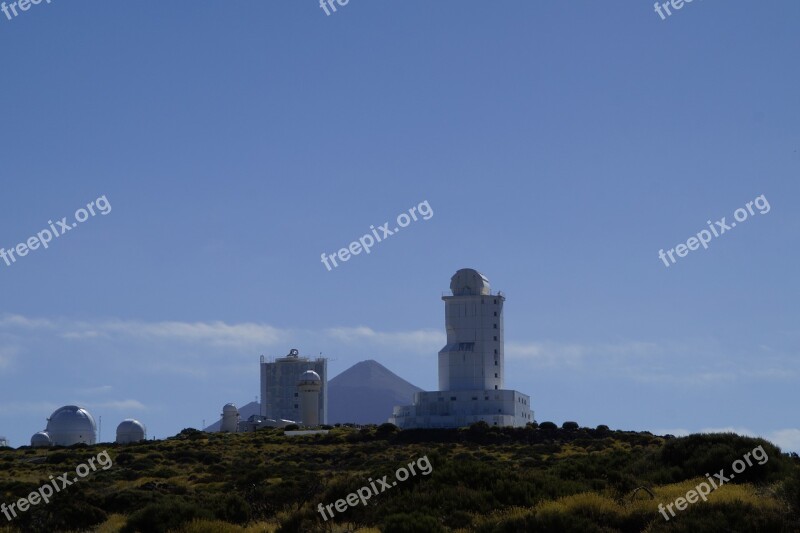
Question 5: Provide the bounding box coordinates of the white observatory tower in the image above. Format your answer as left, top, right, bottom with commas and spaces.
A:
220, 403, 239, 433
389, 268, 532, 429
297, 371, 322, 426
439, 268, 504, 391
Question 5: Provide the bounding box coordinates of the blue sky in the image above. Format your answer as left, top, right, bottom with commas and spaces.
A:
0, 1, 798, 451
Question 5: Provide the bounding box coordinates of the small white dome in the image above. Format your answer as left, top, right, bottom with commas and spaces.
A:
45, 405, 97, 446
299, 370, 321, 383
450, 268, 491, 296
116, 419, 147, 444
31, 431, 52, 448
223, 403, 238, 413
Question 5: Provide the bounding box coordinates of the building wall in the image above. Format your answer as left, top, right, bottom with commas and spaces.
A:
438, 293, 505, 391
389, 389, 532, 429
260, 356, 327, 424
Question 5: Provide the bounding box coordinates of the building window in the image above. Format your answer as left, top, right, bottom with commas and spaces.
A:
494, 349, 498, 355
472, 397, 478, 401
493, 336, 497, 341
484, 396, 489, 400
294, 393, 298, 397
450, 396, 456, 401
495, 385, 498, 390
495, 361, 498, 366
495, 373, 498, 378
493, 324, 497, 329
494, 311, 497, 316
294, 404, 298, 408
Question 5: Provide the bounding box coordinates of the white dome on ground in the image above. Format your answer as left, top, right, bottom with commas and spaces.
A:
45, 406, 97, 446
31, 431, 52, 448
116, 419, 147, 444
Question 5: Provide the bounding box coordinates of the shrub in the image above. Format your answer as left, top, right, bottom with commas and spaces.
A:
539, 422, 558, 430
562, 422, 579, 430
121, 496, 214, 533
383, 512, 445, 533
376, 422, 400, 438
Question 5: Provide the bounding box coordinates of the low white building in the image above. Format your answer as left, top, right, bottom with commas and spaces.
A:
390, 269, 533, 428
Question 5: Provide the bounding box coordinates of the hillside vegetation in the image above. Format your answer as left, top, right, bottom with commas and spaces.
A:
1, 423, 799, 532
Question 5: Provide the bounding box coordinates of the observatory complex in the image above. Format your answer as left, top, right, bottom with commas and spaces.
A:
261, 348, 327, 424
390, 268, 533, 428
30, 406, 147, 447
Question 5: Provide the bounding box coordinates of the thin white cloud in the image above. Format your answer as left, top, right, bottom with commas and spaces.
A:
325, 326, 444, 354
768, 429, 800, 452
0, 313, 290, 352
94, 399, 146, 411
506, 340, 660, 365
653, 426, 800, 453
0, 401, 60, 415
77, 385, 113, 395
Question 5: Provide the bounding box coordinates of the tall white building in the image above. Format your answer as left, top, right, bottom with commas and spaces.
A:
390, 269, 533, 428
261, 349, 327, 424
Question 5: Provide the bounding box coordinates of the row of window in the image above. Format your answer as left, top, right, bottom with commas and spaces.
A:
439, 394, 503, 402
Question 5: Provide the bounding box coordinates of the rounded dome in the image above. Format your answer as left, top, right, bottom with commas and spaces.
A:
450, 268, 491, 296
299, 370, 321, 382
116, 419, 147, 444
31, 431, 52, 448
45, 405, 97, 446
223, 403, 238, 413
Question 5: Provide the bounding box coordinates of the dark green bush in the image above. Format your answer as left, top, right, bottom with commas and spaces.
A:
383, 512, 445, 533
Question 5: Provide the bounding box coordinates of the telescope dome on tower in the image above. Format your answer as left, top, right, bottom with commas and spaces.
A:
220, 403, 240, 433
449, 268, 491, 296
299, 370, 321, 383
45, 406, 97, 446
